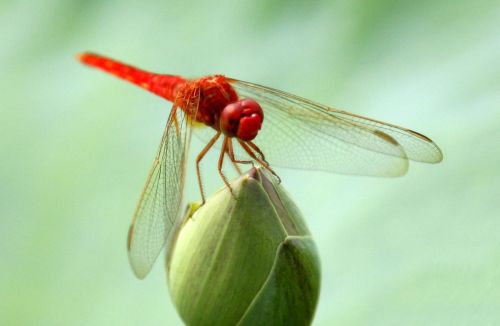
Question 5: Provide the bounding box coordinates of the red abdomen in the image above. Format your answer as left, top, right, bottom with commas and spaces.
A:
78, 52, 186, 102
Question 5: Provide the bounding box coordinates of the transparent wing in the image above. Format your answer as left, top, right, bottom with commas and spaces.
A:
127, 102, 193, 279
223, 78, 442, 177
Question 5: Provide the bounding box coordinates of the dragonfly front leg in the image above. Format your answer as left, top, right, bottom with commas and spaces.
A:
226, 138, 254, 175
237, 139, 281, 183
196, 131, 221, 203
218, 137, 234, 196
247, 141, 270, 165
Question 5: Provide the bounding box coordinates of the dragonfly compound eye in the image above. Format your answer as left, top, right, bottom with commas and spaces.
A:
220, 99, 264, 141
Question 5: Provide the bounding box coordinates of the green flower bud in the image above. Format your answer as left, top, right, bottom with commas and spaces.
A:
166, 168, 320, 326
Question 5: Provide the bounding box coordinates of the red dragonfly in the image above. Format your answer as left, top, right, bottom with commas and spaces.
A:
78, 52, 442, 278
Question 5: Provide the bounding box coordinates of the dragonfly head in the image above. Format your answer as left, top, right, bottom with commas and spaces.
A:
220, 99, 264, 141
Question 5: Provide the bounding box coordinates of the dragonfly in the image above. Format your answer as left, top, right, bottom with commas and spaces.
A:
78, 52, 443, 279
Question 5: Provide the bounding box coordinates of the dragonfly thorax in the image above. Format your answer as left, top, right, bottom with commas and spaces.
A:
176, 75, 263, 140
177, 75, 239, 128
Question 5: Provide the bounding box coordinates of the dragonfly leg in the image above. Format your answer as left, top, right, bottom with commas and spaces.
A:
227, 149, 243, 175
227, 138, 254, 175
237, 139, 281, 183
196, 131, 222, 203
218, 137, 235, 197
247, 141, 269, 165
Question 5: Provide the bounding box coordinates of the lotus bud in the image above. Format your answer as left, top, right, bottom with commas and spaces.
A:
166, 167, 320, 325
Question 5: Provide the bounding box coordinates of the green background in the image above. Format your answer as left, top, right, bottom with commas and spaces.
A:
1, 0, 499, 325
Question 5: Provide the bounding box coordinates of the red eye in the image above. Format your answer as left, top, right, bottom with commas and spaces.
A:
220, 99, 263, 141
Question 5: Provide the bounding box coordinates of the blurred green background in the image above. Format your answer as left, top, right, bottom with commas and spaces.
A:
1, 0, 499, 325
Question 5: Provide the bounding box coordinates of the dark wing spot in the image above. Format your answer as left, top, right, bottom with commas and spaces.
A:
127, 224, 134, 251
373, 130, 399, 146
406, 129, 433, 142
